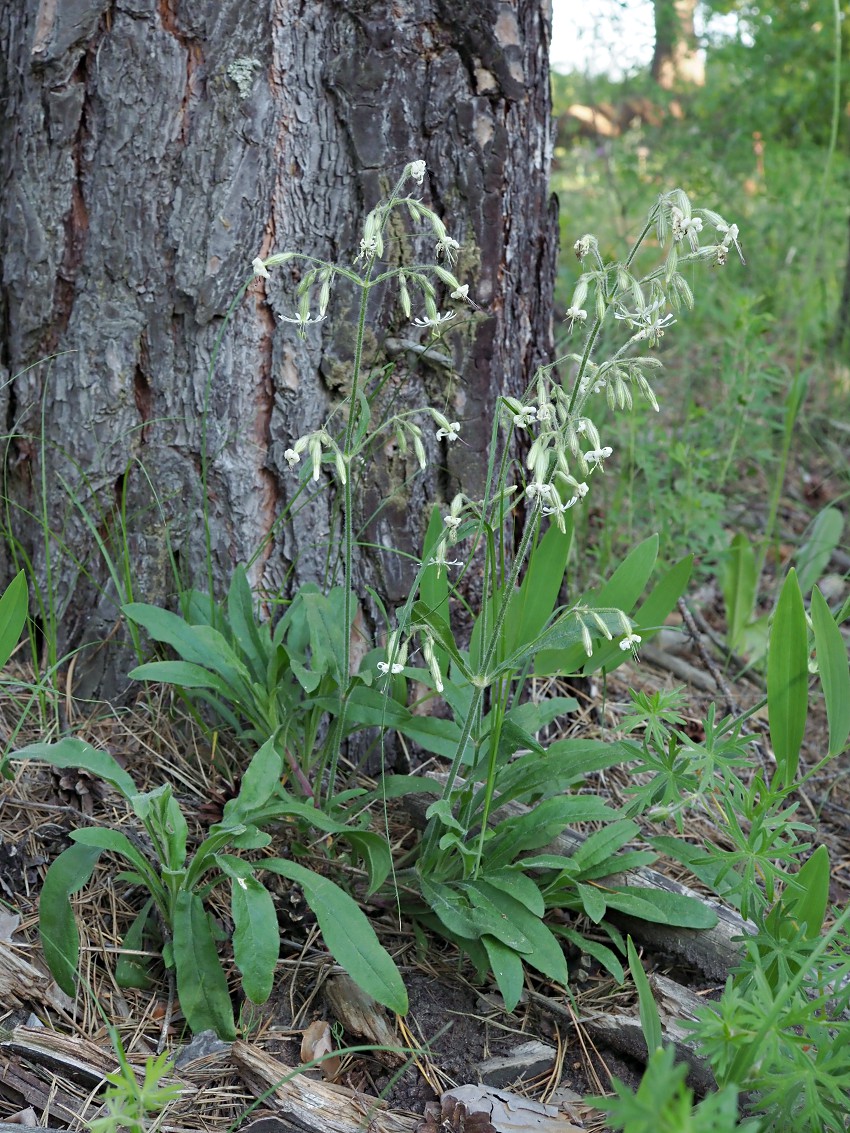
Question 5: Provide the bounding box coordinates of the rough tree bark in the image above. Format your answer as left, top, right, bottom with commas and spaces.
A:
0, 0, 557, 699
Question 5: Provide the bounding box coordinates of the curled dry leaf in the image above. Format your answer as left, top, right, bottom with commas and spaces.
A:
300, 1019, 341, 1081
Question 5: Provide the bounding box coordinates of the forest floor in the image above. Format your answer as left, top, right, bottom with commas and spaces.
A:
0, 491, 847, 1133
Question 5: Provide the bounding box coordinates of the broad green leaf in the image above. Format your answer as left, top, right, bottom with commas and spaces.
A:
217, 855, 278, 1004
503, 518, 573, 655
811, 586, 850, 757
223, 737, 284, 825
628, 936, 662, 1054
420, 507, 450, 619
473, 881, 568, 986
767, 569, 809, 786
784, 843, 830, 939
343, 831, 393, 896
494, 740, 629, 804
39, 843, 103, 994
0, 571, 28, 670
13, 737, 137, 800
556, 927, 624, 983
301, 588, 348, 684
460, 881, 534, 953
480, 868, 545, 917
483, 935, 525, 1013
576, 882, 607, 923
485, 795, 618, 867
116, 899, 155, 990
131, 783, 188, 871
263, 858, 407, 1014
591, 535, 659, 611
410, 601, 468, 674
649, 835, 741, 903
603, 886, 717, 928
583, 553, 693, 676
723, 533, 758, 652
128, 660, 235, 698
172, 890, 236, 1038
227, 565, 269, 683
124, 603, 223, 667
571, 820, 642, 876
500, 698, 578, 739
70, 827, 164, 900
796, 506, 844, 596
341, 685, 461, 758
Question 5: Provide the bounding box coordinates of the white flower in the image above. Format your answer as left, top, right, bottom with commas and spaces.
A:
436, 421, 461, 442
408, 160, 427, 185
575, 481, 589, 497
413, 311, 456, 329
716, 221, 745, 264
574, 235, 597, 260
566, 305, 587, 331
542, 496, 579, 515
443, 515, 461, 531
584, 447, 613, 463
279, 312, 326, 330
535, 403, 554, 423
377, 661, 405, 676
511, 408, 537, 429
252, 257, 270, 279
450, 284, 469, 302
283, 448, 300, 469
526, 481, 556, 506
435, 236, 460, 265
619, 632, 642, 656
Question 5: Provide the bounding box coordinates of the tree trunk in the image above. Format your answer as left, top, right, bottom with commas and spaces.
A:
0, 0, 557, 699
652, 0, 705, 89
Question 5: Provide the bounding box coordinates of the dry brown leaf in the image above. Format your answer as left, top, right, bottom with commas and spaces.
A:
300, 1019, 341, 1081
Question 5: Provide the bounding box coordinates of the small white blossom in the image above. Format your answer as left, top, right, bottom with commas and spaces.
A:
716, 220, 745, 264
408, 159, 427, 185
443, 515, 462, 531
566, 305, 587, 331
535, 403, 554, 423
252, 257, 270, 279
575, 481, 589, 497
377, 661, 405, 676
435, 235, 460, 265
279, 311, 326, 332
585, 447, 613, 464
574, 235, 597, 260
619, 632, 642, 658
436, 421, 460, 441
511, 408, 537, 429
450, 284, 469, 302
413, 311, 456, 330
526, 481, 556, 506
283, 448, 300, 469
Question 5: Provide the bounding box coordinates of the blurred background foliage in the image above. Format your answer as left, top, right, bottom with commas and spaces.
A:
550, 0, 850, 590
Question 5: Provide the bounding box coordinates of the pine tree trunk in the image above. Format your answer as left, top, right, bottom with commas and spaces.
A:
0, 0, 557, 699
652, 0, 705, 89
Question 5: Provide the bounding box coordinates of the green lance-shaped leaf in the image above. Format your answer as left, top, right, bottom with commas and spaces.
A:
172, 890, 236, 1039
0, 570, 28, 670
767, 569, 809, 786
811, 586, 850, 757
262, 858, 408, 1015
39, 843, 104, 994
722, 532, 758, 652
627, 936, 662, 1056
217, 856, 279, 1005
13, 737, 137, 801
482, 935, 525, 1014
